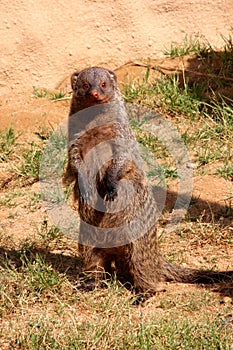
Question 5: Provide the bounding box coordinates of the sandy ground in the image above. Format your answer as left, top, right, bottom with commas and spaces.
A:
1, 0, 233, 95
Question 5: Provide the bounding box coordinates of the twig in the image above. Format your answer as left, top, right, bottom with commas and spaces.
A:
114, 60, 233, 82
52, 96, 72, 103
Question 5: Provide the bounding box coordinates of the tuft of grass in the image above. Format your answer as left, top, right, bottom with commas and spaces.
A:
220, 32, 233, 77
161, 163, 179, 179
154, 74, 205, 117
19, 252, 66, 296
38, 219, 63, 242
196, 147, 222, 166
33, 86, 68, 100
207, 98, 233, 136
123, 73, 204, 118
218, 163, 233, 181
164, 34, 212, 58
0, 190, 23, 208
0, 126, 19, 162
16, 141, 44, 181
14, 125, 62, 183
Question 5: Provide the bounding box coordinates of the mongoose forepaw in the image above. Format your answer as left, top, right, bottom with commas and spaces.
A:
104, 187, 118, 201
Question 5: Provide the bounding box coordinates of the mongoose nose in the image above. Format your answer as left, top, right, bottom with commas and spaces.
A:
89, 90, 99, 99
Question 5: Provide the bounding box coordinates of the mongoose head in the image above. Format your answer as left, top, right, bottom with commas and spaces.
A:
71, 67, 118, 107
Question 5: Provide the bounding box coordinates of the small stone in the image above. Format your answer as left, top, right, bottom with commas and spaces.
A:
148, 40, 153, 47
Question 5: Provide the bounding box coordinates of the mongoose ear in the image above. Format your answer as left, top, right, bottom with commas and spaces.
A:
71, 71, 79, 91
107, 70, 117, 82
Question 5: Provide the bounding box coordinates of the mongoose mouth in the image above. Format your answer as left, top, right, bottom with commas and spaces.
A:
78, 96, 111, 108
88, 90, 112, 103
87, 94, 112, 104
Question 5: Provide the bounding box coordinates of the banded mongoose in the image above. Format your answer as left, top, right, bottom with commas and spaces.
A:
64, 66, 233, 294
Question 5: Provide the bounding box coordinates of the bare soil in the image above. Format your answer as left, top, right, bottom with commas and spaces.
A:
1, 0, 233, 94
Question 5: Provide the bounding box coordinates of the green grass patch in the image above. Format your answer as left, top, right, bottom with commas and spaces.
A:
218, 163, 233, 181
164, 34, 212, 58
123, 42, 233, 178
16, 141, 44, 181
33, 87, 69, 101
123, 73, 205, 118
9, 315, 232, 349
0, 126, 19, 162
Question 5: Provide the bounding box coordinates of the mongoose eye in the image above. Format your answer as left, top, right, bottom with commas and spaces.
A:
82, 83, 89, 90
101, 82, 106, 88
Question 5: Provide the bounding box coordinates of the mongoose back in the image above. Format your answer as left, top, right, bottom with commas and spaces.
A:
64, 66, 233, 294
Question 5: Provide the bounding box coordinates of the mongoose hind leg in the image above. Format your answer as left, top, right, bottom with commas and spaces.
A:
78, 247, 113, 291
130, 231, 161, 294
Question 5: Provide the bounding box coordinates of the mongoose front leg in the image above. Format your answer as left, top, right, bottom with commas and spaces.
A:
67, 143, 91, 203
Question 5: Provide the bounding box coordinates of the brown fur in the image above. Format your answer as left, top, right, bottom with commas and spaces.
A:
64, 67, 233, 295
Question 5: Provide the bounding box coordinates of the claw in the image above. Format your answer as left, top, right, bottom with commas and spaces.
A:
80, 190, 90, 204
104, 186, 118, 201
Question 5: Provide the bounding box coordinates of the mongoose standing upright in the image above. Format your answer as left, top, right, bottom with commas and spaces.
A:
64, 66, 233, 294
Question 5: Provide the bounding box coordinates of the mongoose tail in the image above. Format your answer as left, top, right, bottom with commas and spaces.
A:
159, 254, 233, 284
